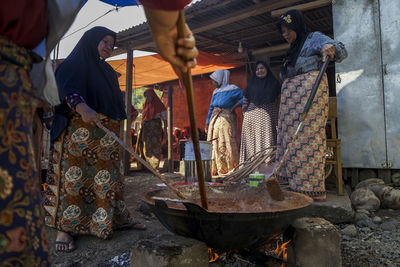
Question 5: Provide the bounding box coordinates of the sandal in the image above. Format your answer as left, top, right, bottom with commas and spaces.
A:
55, 236, 76, 252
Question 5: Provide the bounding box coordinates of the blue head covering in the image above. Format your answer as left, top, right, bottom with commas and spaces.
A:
51, 26, 126, 141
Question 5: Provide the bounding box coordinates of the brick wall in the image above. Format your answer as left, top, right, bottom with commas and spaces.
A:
161, 68, 247, 137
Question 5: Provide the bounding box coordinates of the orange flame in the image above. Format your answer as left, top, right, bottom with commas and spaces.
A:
273, 240, 291, 267
208, 248, 219, 263
41, 183, 46, 191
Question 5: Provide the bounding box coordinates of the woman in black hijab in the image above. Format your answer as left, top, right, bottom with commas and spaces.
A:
275, 10, 347, 201
44, 27, 145, 252
239, 61, 281, 164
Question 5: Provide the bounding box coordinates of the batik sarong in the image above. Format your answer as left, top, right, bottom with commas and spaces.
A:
207, 108, 239, 175
276, 71, 328, 199
240, 101, 278, 164
139, 118, 163, 169
0, 36, 50, 266
44, 114, 132, 239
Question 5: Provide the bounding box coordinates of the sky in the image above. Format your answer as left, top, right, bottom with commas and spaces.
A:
56, 0, 151, 60
56, 0, 201, 60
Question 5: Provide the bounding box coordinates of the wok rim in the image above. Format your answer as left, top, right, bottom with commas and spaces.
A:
142, 185, 313, 216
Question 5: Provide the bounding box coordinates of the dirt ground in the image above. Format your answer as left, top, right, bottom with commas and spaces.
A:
46, 171, 183, 267
47, 171, 400, 267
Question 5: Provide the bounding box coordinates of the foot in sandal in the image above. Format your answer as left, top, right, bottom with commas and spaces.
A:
55, 231, 75, 252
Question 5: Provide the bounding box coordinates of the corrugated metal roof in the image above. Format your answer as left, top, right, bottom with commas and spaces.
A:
115, 0, 333, 65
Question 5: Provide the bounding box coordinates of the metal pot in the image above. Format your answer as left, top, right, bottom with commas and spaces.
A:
143, 184, 312, 250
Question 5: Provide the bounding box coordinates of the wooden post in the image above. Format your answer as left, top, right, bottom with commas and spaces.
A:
167, 86, 174, 173
123, 49, 133, 175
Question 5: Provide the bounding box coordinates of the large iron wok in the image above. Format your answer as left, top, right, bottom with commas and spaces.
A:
142, 183, 313, 250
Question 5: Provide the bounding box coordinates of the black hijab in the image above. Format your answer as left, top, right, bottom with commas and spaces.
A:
277, 10, 310, 70
51, 26, 126, 141
244, 61, 281, 106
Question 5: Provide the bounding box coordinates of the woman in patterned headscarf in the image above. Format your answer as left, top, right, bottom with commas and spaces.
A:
206, 69, 243, 176
275, 10, 347, 201
44, 27, 146, 253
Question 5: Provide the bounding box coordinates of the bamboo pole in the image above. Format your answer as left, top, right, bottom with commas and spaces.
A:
177, 11, 208, 209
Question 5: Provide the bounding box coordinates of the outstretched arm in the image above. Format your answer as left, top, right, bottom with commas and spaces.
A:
143, 5, 198, 79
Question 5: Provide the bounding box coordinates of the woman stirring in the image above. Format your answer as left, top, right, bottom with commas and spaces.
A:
275, 10, 347, 201
45, 27, 146, 252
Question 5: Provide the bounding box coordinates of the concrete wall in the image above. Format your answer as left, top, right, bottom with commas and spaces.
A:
333, 0, 400, 169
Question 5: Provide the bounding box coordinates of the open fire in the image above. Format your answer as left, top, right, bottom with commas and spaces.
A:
208, 248, 219, 263
208, 234, 292, 266
273, 240, 291, 267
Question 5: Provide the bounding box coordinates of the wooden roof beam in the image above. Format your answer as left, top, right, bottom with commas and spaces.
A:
271, 0, 332, 17
251, 43, 289, 56
191, 0, 301, 34
116, 0, 302, 53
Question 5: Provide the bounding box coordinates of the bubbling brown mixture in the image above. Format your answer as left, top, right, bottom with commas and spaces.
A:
147, 184, 312, 213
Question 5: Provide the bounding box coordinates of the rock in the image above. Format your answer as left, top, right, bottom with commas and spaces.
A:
342, 225, 357, 237
372, 216, 382, 224
356, 218, 377, 229
302, 190, 354, 224
351, 188, 380, 211
130, 234, 209, 267
356, 209, 371, 215
137, 202, 154, 217
381, 221, 397, 231
358, 170, 377, 181
342, 235, 352, 241
379, 186, 400, 210
354, 212, 369, 222
355, 178, 385, 189
292, 217, 342, 267
392, 171, 400, 186
355, 178, 386, 196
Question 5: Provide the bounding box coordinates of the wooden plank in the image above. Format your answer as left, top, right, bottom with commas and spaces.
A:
196, 33, 238, 48
192, 0, 299, 34
123, 49, 133, 175
252, 43, 289, 55
378, 169, 391, 184
271, 0, 332, 17
351, 168, 359, 188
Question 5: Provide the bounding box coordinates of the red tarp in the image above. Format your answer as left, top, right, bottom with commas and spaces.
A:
107, 51, 244, 90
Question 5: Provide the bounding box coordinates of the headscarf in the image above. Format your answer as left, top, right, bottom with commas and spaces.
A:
51, 26, 126, 141
244, 61, 281, 105
142, 88, 166, 122
277, 10, 310, 69
209, 69, 239, 95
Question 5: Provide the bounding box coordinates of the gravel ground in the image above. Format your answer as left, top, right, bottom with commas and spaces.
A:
340, 209, 400, 267
48, 170, 400, 266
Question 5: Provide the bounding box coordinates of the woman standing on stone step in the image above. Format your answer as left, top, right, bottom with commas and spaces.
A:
275, 9, 347, 201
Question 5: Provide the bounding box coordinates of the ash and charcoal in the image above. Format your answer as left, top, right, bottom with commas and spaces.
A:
108, 252, 130, 267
